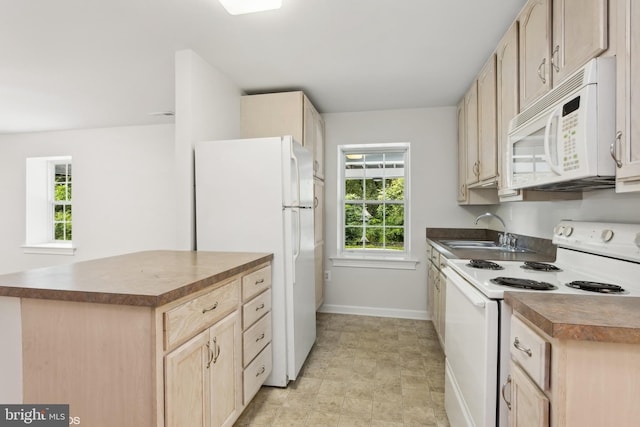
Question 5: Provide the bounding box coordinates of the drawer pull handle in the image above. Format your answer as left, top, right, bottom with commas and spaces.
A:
255, 278, 265, 285
501, 375, 512, 410
513, 337, 532, 357
255, 303, 265, 311
256, 366, 266, 377
202, 302, 219, 314
256, 333, 265, 342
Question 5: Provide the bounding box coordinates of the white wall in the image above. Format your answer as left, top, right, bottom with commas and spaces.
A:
493, 190, 640, 239
174, 49, 243, 250
321, 107, 487, 319
0, 124, 176, 274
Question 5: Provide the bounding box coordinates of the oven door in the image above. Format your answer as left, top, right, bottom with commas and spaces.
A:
444, 267, 499, 427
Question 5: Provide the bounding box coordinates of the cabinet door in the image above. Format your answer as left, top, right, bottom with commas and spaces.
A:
209, 311, 242, 427
552, 0, 608, 83
313, 178, 324, 245
615, 0, 640, 190
240, 92, 304, 142
315, 111, 325, 180
314, 242, 324, 310
477, 54, 499, 183
497, 22, 521, 198
165, 330, 210, 427
303, 95, 316, 153
427, 260, 436, 322
509, 363, 550, 427
456, 100, 468, 203
519, 0, 552, 109
464, 82, 479, 186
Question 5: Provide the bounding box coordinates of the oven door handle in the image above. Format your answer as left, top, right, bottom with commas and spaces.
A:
444, 267, 486, 308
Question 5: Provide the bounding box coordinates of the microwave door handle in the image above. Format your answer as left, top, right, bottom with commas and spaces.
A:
543, 106, 563, 175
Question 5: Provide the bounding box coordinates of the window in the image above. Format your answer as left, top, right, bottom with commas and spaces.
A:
24, 156, 75, 255
333, 143, 416, 269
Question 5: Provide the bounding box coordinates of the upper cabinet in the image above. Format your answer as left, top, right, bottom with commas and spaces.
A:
496, 22, 520, 200
615, 0, 640, 191
518, 0, 608, 109
552, 0, 608, 83
241, 91, 325, 181
477, 54, 499, 184
464, 81, 479, 187
518, 0, 552, 110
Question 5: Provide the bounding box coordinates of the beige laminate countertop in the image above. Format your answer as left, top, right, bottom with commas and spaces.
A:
0, 250, 273, 307
505, 292, 640, 344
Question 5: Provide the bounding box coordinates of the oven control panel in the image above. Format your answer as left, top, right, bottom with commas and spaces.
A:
553, 221, 640, 262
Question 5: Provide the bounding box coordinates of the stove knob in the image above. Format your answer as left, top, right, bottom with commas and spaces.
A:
635, 233, 640, 248
554, 225, 565, 236
563, 226, 574, 237
601, 229, 614, 242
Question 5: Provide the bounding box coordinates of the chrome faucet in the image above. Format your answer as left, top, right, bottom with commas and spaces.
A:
474, 213, 515, 249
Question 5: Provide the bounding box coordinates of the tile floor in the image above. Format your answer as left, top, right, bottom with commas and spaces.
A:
234, 312, 450, 427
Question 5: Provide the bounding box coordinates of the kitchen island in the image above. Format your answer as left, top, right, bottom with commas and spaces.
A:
504, 292, 640, 427
0, 250, 273, 427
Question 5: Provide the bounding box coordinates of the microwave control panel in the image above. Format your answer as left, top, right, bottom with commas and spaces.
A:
561, 96, 581, 171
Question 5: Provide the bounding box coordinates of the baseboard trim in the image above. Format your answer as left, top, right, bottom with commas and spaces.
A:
318, 304, 429, 321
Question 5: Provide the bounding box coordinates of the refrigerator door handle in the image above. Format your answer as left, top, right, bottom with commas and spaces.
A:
291, 146, 301, 206
292, 209, 301, 269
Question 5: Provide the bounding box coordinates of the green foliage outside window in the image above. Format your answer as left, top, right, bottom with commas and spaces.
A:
53, 163, 72, 241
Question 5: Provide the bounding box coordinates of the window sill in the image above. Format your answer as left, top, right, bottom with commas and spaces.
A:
330, 255, 419, 270
22, 243, 76, 256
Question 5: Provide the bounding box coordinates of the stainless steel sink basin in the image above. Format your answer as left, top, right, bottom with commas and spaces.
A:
440, 240, 532, 253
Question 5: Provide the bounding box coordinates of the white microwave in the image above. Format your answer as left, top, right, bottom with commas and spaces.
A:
506, 57, 616, 191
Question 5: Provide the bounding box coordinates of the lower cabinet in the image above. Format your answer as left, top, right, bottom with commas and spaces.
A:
508, 362, 549, 427
163, 263, 272, 427
165, 311, 242, 427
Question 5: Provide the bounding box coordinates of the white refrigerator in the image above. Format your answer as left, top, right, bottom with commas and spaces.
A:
194, 136, 316, 387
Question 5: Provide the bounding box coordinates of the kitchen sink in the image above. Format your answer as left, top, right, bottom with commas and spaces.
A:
439, 240, 532, 253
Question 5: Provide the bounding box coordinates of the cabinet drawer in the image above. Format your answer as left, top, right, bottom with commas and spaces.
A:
242, 266, 271, 301
510, 316, 550, 390
243, 343, 272, 405
164, 279, 240, 350
243, 312, 272, 366
243, 289, 271, 329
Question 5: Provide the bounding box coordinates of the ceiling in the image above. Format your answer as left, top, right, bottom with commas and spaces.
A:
0, 0, 527, 134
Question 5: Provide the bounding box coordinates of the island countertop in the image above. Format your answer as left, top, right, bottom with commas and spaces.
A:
505, 291, 640, 344
0, 250, 273, 307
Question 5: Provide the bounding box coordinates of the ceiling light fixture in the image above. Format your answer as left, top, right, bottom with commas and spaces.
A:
218, 0, 282, 15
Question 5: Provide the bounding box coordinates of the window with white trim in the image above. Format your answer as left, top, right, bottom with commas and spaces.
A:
336, 143, 411, 263
24, 156, 75, 255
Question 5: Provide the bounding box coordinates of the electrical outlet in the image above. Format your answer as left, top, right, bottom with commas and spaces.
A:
324, 271, 331, 281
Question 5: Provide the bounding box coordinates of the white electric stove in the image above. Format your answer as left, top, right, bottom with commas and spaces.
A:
442, 221, 640, 427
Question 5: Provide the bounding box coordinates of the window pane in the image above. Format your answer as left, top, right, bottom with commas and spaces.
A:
344, 203, 363, 226
55, 184, 67, 201
384, 177, 404, 201
365, 203, 381, 226
385, 204, 404, 226
54, 223, 65, 240
365, 227, 383, 248
385, 228, 404, 250
345, 226, 363, 248
345, 179, 363, 200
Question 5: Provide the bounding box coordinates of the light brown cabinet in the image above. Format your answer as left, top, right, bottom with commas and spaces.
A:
477, 54, 499, 185
166, 311, 242, 427
518, 0, 608, 110
507, 362, 550, 427
427, 244, 446, 348
552, 0, 608, 83
241, 91, 325, 181
615, 0, 640, 191
505, 313, 640, 427
518, 0, 552, 110
464, 82, 480, 186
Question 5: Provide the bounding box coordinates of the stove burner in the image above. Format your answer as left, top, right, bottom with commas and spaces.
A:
566, 281, 625, 294
468, 259, 504, 270
490, 277, 557, 290
521, 261, 561, 272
